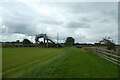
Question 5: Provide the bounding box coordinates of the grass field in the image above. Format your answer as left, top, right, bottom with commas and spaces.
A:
2, 47, 118, 78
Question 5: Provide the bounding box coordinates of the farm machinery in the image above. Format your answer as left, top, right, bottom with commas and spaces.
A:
35, 34, 63, 47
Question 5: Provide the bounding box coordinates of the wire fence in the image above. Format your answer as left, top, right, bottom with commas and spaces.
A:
85, 47, 120, 66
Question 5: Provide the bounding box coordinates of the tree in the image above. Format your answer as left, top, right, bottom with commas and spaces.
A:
100, 37, 116, 51
22, 39, 32, 45
65, 37, 75, 46
16, 40, 20, 43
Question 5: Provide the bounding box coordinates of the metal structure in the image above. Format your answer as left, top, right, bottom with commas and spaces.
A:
35, 33, 63, 47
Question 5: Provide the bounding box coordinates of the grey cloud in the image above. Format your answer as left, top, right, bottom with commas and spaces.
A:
102, 10, 118, 22
2, 22, 37, 35
56, 2, 117, 14
81, 17, 91, 23
1, 2, 118, 43
64, 21, 90, 28
100, 18, 112, 23
2, 14, 38, 36
39, 19, 63, 25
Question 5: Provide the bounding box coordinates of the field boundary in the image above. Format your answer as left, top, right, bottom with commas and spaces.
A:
85, 47, 120, 66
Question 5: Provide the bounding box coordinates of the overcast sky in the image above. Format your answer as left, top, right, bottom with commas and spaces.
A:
0, 0, 119, 44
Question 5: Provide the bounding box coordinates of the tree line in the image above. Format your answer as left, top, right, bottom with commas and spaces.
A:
2, 37, 117, 51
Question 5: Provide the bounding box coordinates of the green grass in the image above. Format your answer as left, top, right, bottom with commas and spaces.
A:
2, 47, 118, 78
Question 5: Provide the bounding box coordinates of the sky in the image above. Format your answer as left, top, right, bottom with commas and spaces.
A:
0, 0, 119, 44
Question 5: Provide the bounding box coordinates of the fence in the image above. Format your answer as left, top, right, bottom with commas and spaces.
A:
86, 47, 120, 66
